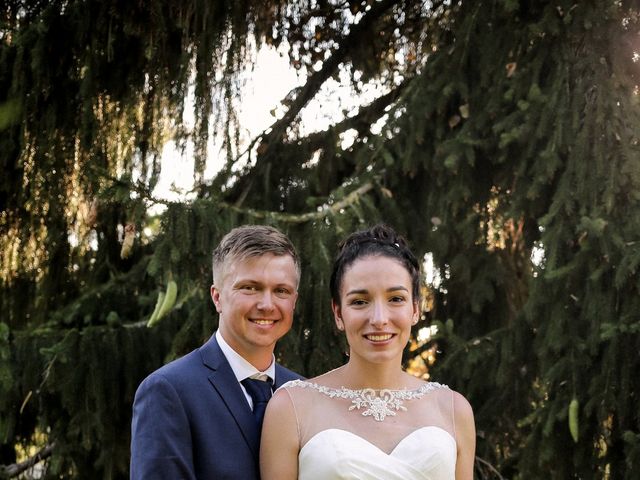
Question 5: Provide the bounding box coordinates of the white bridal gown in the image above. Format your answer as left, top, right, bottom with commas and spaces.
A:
280, 379, 457, 480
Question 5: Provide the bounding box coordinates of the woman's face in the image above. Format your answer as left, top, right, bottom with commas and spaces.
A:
332, 255, 419, 366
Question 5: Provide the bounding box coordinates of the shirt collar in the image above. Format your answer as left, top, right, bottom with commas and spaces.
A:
215, 330, 275, 383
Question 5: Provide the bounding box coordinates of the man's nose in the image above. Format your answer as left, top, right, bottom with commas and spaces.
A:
257, 291, 275, 310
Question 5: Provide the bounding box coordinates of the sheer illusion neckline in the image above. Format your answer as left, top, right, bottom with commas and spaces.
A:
283, 379, 448, 395
282, 379, 449, 421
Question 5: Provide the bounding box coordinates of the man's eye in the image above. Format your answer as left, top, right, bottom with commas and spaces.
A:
241, 285, 258, 291
275, 288, 291, 296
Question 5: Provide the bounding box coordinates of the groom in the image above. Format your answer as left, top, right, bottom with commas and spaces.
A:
130, 225, 303, 479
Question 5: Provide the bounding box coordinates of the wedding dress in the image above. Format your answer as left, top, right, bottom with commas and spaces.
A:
280, 379, 457, 479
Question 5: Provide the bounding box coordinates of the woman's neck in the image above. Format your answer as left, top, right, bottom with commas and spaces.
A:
336, 358, 415, 390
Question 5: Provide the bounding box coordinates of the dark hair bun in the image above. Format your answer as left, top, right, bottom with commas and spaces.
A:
338, 224, 407, 252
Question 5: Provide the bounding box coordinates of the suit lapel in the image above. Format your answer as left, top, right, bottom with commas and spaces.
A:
200, 336, 261, 457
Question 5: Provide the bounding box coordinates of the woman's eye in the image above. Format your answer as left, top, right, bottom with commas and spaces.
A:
390, 296, 405, 303
350, 299, 367, 306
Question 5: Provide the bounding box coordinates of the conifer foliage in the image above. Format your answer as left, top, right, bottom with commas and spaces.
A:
1, 1, 639, 478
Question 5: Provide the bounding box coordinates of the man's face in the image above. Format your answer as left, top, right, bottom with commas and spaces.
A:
211, 253, 298, 367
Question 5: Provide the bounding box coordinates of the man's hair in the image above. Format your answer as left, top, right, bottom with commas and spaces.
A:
212, 225, 300, 286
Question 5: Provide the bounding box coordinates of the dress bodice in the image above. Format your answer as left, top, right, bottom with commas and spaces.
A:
298, 426, 456, 479
280, 379, 457, 480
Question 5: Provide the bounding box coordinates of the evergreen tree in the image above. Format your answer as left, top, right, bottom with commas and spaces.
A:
1, 1, 639, 478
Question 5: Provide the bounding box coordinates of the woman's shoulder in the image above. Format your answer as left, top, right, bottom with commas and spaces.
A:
424, 380, 470, 403
271, 378, 333, 417
278, 378, 319, 391
425, 382, 474, 426
278, 378, 339, 396
451, 388, 474, 421
431, 382, 472, 411
419, 379, 450, 392
279, 378, 306, 389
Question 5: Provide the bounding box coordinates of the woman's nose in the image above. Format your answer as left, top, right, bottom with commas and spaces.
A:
369, 302, 388, 327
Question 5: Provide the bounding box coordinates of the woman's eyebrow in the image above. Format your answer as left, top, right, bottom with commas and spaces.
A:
346, 286, 409, 296
386, 286, 409, 293
345, 288, 369, 296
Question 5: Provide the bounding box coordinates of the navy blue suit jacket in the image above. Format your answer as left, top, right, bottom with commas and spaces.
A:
130, 335, 302, 479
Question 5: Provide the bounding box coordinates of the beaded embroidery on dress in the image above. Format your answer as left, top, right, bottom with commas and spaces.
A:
280, 379, 457, 480
285, 379, 448, 421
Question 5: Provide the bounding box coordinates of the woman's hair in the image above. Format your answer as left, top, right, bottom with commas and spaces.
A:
329, 224, 420, 304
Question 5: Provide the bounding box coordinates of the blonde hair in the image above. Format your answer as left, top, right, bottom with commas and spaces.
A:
212, 225, 300, 286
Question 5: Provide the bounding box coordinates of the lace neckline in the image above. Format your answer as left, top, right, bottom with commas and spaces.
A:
284, 379, 449, 421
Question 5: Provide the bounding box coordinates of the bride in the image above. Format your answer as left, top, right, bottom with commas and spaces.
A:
260, 224, 476, 479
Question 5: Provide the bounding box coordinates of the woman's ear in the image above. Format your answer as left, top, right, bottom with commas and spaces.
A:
411, 300, 420, 325
332, 299, 344, 331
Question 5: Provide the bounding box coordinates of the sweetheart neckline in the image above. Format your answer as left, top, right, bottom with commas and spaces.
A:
300, 425, 456, 457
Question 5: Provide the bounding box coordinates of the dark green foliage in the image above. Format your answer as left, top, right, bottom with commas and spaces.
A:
1, 0, 639, 478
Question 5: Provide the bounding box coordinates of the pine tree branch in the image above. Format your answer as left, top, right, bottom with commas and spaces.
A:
222, 181, 375, 224
206, 74, 409, 202
219, 0, 399, 205
0, 443, 55, 479
101, 167, 376, 226
282, 77, 410, 154
475, 455, 505, 480
261, 0, 399, 149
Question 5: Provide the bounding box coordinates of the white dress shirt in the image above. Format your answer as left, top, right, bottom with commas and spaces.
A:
215, 330, 275, 408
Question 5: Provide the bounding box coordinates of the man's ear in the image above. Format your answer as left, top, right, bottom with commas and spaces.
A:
211, 284, 222, 313
332, 299, 344, 331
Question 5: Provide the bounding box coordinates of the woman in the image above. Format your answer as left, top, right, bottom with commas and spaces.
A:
261, 224, 476, 479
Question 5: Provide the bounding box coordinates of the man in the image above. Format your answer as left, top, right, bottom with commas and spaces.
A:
130, 225, 303, 479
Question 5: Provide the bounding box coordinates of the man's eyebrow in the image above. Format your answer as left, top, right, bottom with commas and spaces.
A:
233, 279, 296, 288
232, 279, 261, 286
